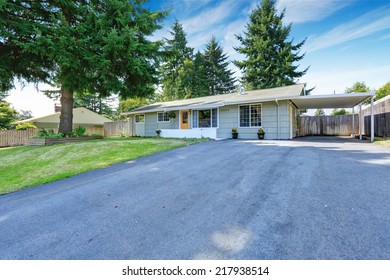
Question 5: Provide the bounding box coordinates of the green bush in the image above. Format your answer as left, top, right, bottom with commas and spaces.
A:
37, 128, 49, 137
15, 123, 37, 130
73, 126, 86, 137
47, 133, 64, 138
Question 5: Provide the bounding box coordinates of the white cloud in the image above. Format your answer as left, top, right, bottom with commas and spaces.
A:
304, 6, 390, 52
276, 0, 352, 23
181, 0, 241, 35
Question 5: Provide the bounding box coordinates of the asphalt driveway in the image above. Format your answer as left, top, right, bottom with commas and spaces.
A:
0, 137, 389, 259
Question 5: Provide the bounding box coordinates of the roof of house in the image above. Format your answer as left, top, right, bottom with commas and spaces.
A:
125, 84, 306, 114
14, 107, 112, 125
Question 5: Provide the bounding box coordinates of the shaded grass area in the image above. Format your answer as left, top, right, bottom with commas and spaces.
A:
374, 137, 390, 148
0, 137, 209, 195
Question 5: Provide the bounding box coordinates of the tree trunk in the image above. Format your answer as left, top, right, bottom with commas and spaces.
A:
58, 87, 74, 135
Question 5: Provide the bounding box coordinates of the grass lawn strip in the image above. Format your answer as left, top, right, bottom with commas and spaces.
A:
0, 138, 209, 195
374, 137, 390, 148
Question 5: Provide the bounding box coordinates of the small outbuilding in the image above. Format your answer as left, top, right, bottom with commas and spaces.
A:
123, 84, 375, 141
14, 107, 111, 132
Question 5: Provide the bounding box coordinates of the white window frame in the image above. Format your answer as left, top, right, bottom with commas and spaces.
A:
238, 103, 262, 128
157, 112, 170, 123
191, 108, 219, 129
134, 114, 145, 123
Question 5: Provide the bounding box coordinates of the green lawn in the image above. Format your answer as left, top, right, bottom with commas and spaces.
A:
0, 137, 209, 195
374, 137, 390, 148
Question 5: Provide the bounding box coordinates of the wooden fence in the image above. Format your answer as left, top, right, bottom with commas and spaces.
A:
298, 115, 359, 136
364, 112, 390, 137
104, 120, 133, 137
0, 128, 39, 147
361, 95, 390, 137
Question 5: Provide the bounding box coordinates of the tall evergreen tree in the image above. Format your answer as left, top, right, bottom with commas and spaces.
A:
191, 51, 209, 97
234, 0, 308, 90
160, 20, 194, 101
1, 1, 168, 134
0, 1, 52, 92
73, 91, 116, 119
204, 36, 236, 95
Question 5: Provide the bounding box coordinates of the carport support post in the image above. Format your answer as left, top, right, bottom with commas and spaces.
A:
359, 104, 362, 140
352, 107, 355, 138
370, 95, 374, 142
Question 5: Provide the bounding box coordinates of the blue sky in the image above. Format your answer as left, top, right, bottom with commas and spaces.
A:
7, 0, 390, 116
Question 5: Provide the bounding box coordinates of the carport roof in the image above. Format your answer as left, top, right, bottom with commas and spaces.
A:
291, 92, 375, 110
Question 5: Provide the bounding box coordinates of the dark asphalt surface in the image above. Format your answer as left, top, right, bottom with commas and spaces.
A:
0, 137, 389, 259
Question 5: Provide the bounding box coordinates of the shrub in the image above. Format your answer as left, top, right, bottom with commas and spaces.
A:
73, 126, 86, 137
47, 133, 64, 138
37, 128, 49, 137
15, 123, 37, 130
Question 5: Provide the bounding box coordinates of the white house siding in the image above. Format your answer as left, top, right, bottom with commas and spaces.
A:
143, 111, 179, 136
216, 101, 291, 139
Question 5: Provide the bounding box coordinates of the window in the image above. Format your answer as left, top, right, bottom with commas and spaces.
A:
157, 112, 170, 122
135, 114, 144, 123
192, 109, 218, 128
239, 104, 262, 127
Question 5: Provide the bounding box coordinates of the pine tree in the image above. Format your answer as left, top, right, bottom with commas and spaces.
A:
204, 36, 236, 95
0, 101, 18, 130
191, 51, 209, 97
234, 0, 308, 90
160, 20, 194, 101
73, 91, 116, 119
1, 1, 168, 134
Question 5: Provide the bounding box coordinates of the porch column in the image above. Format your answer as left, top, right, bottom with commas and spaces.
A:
370, 95, 374, 142
359, 104, 362, 140
352, 107, 355, 138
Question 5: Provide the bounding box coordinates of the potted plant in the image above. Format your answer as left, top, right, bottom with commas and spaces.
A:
155, 129, 161, 138
232, 128, 238, 139
257, 128, 265, 139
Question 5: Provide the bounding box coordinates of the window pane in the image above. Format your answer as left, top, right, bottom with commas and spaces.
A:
251, 104, 261, 127
212, 108, 217, 127
158, 112, 169, 122
240, 105, 250, 127
198, 110, 211, 128
182, 111, 188, 123
192, 110, 198, 128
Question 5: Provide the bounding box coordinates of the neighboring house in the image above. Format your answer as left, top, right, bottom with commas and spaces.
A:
14, 107, 112, 132
123, 84, 306, 140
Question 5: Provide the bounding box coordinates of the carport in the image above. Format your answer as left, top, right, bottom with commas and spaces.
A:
290, 92, 376, 142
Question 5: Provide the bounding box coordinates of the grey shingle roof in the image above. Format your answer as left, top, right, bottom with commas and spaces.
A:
125, 84, 305, 114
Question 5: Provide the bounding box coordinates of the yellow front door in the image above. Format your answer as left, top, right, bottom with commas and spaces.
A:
180, 110, 189, 129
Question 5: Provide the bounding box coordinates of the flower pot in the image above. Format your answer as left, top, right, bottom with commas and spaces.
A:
257, 133, 265, 140
232, 132, 238, 139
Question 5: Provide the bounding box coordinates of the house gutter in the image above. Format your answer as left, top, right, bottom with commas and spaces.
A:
275, 99, 280, 139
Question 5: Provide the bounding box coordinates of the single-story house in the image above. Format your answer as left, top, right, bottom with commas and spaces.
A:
14, 107, 112, 133
123, 84, 376, 140
123, 84, 303, 140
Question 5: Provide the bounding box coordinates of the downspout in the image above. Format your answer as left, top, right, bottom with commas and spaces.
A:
275, 99, 279, 140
